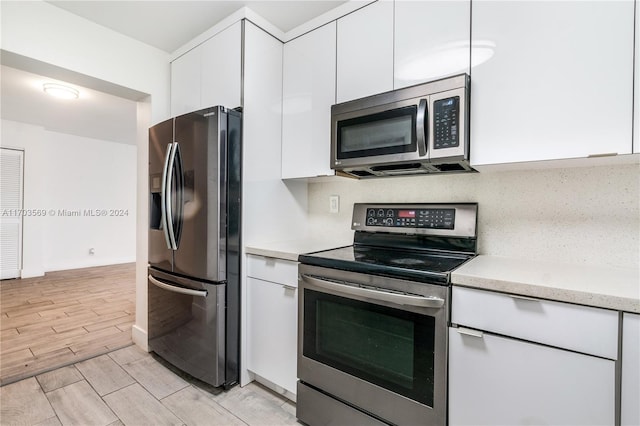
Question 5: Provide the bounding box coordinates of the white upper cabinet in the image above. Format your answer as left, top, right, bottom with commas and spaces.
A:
171, 45, 202, 116
634, 3, 639, 154
201, 21, 242, 110
170, 21, 242, 116
336, 0, 394, 103
470, 1, 634, 166
394, 1, 470, 90
282, 22, 337, 179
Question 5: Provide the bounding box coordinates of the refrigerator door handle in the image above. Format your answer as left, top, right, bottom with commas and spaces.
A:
172, 142, 184, 249
149, 274, 208, 297
165, 142, 179, 250
160, 143, 173, 250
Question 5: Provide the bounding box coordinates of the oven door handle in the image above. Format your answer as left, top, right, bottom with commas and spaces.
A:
301, 274, 444, 309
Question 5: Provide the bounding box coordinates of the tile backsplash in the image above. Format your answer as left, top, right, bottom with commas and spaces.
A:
308, 163, 639, 269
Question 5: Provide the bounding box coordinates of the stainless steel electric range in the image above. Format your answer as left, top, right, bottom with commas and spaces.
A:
296, 203, 478, 426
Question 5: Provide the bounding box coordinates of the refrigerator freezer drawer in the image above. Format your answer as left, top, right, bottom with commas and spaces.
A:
148, 270, 226, 387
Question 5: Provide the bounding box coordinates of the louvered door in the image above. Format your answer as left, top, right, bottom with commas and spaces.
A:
1, 148, 24, 279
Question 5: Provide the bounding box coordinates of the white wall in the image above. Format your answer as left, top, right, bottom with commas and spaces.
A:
0, 1, 170, 124
1, 119, 137, 275
308, 164, 640, 269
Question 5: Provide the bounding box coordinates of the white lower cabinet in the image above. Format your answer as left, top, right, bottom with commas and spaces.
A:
449, 328, 615, 426
246, 255, 298, 398
449, 286, 618, 425
622, 313, 640, 425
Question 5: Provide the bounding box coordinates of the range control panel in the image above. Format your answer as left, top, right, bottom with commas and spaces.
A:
352, 203, 478, 238
365, 207, 455, 230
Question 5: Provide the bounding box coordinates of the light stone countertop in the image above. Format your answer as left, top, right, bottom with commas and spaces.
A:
245, 238, 352, 262
452, 255, 640, 313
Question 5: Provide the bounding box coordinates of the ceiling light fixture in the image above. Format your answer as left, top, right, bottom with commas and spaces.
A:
42, 83, 79, 99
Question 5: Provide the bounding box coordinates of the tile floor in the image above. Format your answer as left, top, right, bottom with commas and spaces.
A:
0, 345, 299, 426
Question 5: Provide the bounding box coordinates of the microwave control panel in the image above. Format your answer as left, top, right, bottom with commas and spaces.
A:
433, 96, 459, 149
365, 208, 455, 230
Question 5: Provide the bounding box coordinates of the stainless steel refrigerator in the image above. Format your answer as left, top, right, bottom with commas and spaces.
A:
147, 106, 241, 389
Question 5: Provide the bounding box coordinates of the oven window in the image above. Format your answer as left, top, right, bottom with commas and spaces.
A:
337, 106, 417, 159
303, 289, 435, 407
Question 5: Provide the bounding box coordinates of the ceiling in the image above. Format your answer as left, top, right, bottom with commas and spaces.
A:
46, 1, 348, 53
2, 1, 348, 144
1, 65, 138, 144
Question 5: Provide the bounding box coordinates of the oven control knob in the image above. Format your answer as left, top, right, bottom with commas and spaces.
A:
377, 209, 385, 217
387, 210, 394, 217
385, 218, 393, 226
367, 217, 376, 225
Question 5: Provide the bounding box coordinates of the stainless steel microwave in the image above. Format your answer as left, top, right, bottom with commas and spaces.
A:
330, 74, 474, 178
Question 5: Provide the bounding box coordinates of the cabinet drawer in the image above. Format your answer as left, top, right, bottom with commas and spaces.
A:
246, 254, 298, 287
451, 286, 619, 359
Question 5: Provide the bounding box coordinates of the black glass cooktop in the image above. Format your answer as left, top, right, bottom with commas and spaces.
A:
298, 245, 474, 285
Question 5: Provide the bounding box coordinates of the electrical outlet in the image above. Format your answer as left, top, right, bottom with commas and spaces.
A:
329, 195, 339, 213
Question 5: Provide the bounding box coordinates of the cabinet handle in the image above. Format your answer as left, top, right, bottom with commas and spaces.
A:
456, 327, 484, 338
282, 284, 297, 291
510, 294, 539, 302
587, 152, 618, 158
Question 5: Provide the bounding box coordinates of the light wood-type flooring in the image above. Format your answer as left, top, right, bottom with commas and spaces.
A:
0, 345, 298, 426
0, 263, 135, 385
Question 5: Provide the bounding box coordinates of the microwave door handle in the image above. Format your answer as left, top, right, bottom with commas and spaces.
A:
416, 98, 428, 157
301, 274, 444, 309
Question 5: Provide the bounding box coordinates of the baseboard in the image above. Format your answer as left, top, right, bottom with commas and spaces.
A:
20, 268, 45, 278
251, 372, 297, 402
131, 324, 148, 352
44, 257, 136, 273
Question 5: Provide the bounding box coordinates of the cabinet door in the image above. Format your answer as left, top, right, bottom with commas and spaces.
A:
282, 22, 336, 179
201, 21, 242, 109
471, 1, 634, 166
634, 4, 639, 154
394, 1, 470, 89
247, 277, 298, 396
171, 45, 202, 116
449, 328, 615, 426
336, 0, 393, 103
622, 313, 640, 426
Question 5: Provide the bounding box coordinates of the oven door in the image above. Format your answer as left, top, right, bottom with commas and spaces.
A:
298, 265, 448, 425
